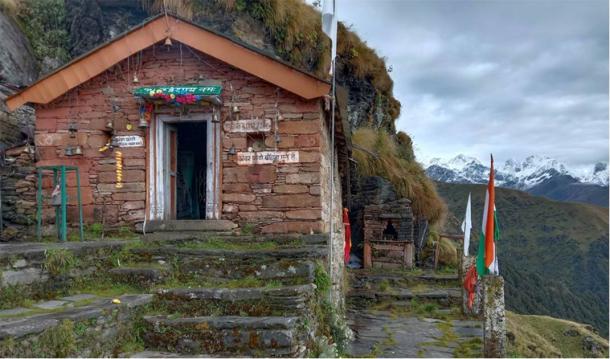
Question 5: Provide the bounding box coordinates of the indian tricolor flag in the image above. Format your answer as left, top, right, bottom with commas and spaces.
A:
476, 155, 500, 276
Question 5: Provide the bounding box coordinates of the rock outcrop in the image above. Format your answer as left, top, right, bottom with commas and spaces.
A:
0, 11, 38, 86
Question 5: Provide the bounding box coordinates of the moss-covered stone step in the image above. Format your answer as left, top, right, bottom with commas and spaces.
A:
125, 350, 232, 358
0, 294, 152, 357
109, 266, 171, 288
180, 258, 315, 284
349, 270, 460, 290
142, 315, 302, 357
131, 245, 326, 261
143, 232, 327, 246
145, 220, 238, 232
153, 284, 315, 316
348, 288, 461, 308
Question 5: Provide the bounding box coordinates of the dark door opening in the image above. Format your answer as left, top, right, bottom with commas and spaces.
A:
175, 122, 207, 219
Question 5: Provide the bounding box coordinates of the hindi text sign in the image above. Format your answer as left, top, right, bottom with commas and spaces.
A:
237, 151, 299, 165
224, 118, 272, 133
113, 135, 144, 148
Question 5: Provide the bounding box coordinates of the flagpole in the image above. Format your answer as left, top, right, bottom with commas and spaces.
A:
329, 57, 336, 304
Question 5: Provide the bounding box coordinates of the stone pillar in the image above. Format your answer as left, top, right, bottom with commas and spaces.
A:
483, 275, 506, 358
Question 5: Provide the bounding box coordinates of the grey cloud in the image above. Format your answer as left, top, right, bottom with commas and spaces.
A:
335, 0, 608, 169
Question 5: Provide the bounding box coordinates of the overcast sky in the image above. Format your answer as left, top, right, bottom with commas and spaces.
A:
327, 0, 608, 170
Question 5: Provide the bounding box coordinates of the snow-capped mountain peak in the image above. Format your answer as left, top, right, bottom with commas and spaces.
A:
446, 154, 482, 171
425, 154, 608, 189
580, 162, 609, 186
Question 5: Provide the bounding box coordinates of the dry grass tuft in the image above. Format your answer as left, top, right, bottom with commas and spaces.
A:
353, 128, 446, 224
190, 0, 399, 123
140, 0, 195, 19
0, 0, 20, 17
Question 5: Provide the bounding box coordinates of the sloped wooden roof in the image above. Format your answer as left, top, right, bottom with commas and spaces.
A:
6, 14, 330, 111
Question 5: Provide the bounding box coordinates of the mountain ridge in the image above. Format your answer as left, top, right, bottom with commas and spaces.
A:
425, 154, 608, 188
425, 154, 608, 207
436, 182, 609, 337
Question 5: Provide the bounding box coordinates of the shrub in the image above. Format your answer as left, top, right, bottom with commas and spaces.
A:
44, 248, 77, 276
14, 0, 70, 65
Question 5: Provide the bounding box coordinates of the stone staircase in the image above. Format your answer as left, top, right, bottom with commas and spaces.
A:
345, 268, 484, 358
0, 221, 335, 358
348, 270, 462, 308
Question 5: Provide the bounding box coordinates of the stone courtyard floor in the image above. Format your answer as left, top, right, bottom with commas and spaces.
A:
345, 268, 483, 358
346, 308, 483, 357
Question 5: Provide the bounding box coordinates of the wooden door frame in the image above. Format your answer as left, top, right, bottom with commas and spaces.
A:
146, 110, 221, 221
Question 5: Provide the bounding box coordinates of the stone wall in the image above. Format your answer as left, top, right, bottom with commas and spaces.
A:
363, 198, 414, 243
349, 175, 398, 254
33, 42, 327, 231
320, 108, 346, 308
0, 145, 37, 241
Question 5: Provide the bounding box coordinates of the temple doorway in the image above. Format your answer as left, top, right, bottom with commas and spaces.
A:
147, 112, 221, 221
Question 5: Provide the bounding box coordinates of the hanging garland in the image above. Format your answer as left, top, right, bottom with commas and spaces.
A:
133, 85, 222, 106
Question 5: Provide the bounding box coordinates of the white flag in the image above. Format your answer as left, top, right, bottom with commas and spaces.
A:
461, 192, 472, 256
321, 0, 337, 74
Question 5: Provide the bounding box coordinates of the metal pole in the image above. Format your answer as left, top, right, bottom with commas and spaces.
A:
329, 58, 336, 304
60, 166, 67, 241
36, 169, 42, 240
76, 168, 84, 241
0, 176, 3, 237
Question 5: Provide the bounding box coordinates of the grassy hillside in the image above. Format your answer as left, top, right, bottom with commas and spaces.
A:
507, 311, 609, 358
436, 182, 609, 336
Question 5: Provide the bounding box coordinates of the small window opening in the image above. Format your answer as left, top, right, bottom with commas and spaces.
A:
247, 133, 265, 151
383, 220, 398, 241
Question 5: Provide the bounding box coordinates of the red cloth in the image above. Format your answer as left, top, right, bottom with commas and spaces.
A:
343, 208, 351, 264
463, 265, 478, 309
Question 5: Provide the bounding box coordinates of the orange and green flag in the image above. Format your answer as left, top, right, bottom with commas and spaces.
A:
477, 154, 500, 276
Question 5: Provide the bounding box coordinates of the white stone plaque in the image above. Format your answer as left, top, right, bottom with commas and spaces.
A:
236, 151, 299, 165
224, 118, 272, 133
113, 135, 144, 147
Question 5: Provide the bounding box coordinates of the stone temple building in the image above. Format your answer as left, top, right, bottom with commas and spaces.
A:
6, 14, 349, 239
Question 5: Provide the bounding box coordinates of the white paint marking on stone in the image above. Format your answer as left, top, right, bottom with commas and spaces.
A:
0, 307, 32, 316
33, 300, 69, 310
60, 294, 98, 302
12, 259, 27, 268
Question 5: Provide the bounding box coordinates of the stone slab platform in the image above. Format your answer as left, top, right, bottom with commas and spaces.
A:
0, 294, 152, 339
0, 239, 137, 260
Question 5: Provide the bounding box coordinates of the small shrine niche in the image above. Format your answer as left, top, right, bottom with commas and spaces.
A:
363, 198, 415, 269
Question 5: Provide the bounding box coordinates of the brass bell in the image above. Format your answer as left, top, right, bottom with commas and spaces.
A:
74, 145, 82, 155
105, 119, 114, 129
138, 115, 148, 129
164, 36, 173, 47
64, 146, 74, 156
133, 74, 139, 83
